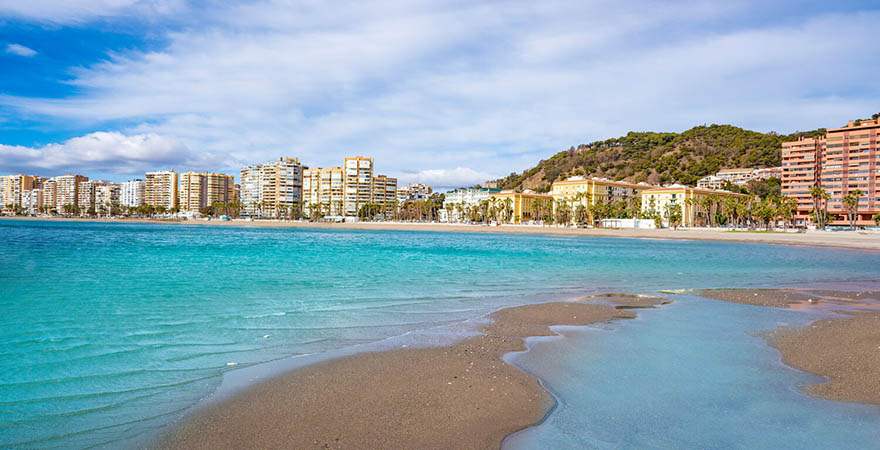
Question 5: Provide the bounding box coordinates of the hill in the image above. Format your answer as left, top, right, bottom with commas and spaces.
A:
491, 124, 825, 191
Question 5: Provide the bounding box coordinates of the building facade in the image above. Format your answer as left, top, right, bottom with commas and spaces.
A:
54, 175, 89, 210
1, 175, 36, 208
41, 179, 57, 211
641, 185, 748, 227
344, 156, 373, 216
551, 176, 653, 223
240, 158, 304, 218
781, 137, 822, 226
21, 189, 42, 215
303, 167, 344, 216
94, 182, 120, 215
442, 187, 502, 221
697, 167, 783, 190
77, 180, 98, 213
179, 172, 207, 212
371, 174, 398, 213
489, 190, 553, 224
782, 118, 879, 227
206, 173, 236, 206
396, 183, 432, 203
145, 171, 178, 210
121, 180, 146, 207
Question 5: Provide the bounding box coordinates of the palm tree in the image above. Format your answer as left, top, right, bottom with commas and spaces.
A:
842, 189, 864, 229
808, 185, 829, 230
502, 197, 514, 223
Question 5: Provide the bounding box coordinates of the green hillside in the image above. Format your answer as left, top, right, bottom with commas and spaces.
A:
492, 124, 825, 191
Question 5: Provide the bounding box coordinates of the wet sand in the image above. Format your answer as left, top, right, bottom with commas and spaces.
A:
700, 288, 880, 406
699, 289, 819, 308
4, 216, 880, 252
766, 311, 880, 405
158, 297, 664, 449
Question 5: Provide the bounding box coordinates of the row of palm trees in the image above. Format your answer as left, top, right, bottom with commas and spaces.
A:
809, 186, 878, 229
445, 190, 808, 230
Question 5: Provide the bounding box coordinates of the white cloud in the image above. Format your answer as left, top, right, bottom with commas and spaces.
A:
1, 1, 879, 189
0, 0, 183, 24
0, 131, 225, 176
5, 43, 37, 57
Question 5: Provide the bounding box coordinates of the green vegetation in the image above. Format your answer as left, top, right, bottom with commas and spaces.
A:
493, 124, 824, 190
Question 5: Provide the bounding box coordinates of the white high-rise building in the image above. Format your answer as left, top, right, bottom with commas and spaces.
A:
239, 158, 303, 218
121, 179, 146, 207
21, 189, 42, 215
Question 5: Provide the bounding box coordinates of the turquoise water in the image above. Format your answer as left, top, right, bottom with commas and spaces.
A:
1, 220, 878, 449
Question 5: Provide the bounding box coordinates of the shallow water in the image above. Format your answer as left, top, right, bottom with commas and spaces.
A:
505, 295, 880, 449
1, 220, 879, 448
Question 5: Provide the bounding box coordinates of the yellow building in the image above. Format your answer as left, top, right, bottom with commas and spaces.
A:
1, 174, 36, 209
303, 167, 344, 216
145, 170, 178, 210
640, 185, 748, 227
206, 173, 235, 206
371, 174, 398, 213
179, 172, 206, 212
41, 179, 57, 210
54, 175, 89, 209
551, 176, 654, 224
488, 190, 553, 224
240, 158, 303, 218
344, 156, 373, 216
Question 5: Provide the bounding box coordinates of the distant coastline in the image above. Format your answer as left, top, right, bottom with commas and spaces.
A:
3, 216, 879, 252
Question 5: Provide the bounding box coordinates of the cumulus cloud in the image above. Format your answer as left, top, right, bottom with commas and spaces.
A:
1, 1, 879, 188
400, 167, 498, 191
0, 131, 224, 176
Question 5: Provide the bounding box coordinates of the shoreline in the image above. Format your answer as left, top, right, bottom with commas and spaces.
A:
157, 295, 666, 449
3, 216, 880, 252
699, 288, 880, 406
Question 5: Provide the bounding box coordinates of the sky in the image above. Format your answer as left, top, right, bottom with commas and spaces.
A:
0, 0, 878, 190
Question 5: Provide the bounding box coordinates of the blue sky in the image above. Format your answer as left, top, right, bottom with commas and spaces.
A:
1, 0, 879, 189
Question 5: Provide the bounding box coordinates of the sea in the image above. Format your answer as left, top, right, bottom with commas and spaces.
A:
1, 219, 879, 449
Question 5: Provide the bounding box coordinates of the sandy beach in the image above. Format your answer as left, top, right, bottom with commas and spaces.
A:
157, 296, 666, 449
4, 216, 880, 252
700, 288, 880, 406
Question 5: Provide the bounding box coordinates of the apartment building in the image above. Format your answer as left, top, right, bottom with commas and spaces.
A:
77, 180, 98, 213
54, 175, 89, 209
206, 173, 235, 206
21, 189, 42, 215
781, 137, 823, 226
240, 158, 303, 218
371, 175, 398, 213
396, 183, 432, 203
641, 185, 748, 228
303, 167, 344, 216
145, 170, 178, 210
443, 187, 502, 221
782, 118, 879, 227
344, 156, 373, 216
179, 172, 207, 212
179, 172, 236, 212
0, 174, 36, 208
823, 119, 879, 225
95, 183, 120, 214
121, 180, 145, 207
697, 167, 783, 190
41, 179, 57, 210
